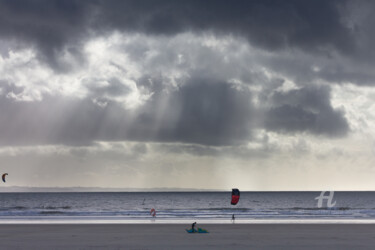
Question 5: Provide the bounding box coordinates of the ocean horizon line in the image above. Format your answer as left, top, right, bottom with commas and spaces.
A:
0, 187, 375, 192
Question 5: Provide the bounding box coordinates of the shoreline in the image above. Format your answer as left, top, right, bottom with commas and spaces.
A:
1, 217, 375, 224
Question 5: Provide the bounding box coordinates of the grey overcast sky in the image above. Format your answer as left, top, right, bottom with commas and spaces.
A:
0, 0, 375, 190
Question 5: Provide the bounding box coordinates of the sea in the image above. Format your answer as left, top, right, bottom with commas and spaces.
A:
0, 192, 375, 223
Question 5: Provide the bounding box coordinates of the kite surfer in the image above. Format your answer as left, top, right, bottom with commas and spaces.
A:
191, 222, 197, 233
2, 173, 8, 183
231, 188, 240, 205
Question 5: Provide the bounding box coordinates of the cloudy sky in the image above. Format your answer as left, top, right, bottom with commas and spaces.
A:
0, 0, 375, 190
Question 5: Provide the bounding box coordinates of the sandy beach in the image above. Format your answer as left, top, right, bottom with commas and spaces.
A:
1, 223, 375, 249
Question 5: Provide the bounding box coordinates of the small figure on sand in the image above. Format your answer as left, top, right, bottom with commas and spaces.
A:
232, 214, 235, 220
191, 222, 197, 232
150, 208, 156, 217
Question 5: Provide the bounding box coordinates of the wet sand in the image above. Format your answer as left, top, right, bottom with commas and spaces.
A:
1, 224, 375, 249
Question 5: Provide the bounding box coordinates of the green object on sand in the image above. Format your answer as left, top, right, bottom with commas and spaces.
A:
185, 228, 209, 233
197, 228, 208, 233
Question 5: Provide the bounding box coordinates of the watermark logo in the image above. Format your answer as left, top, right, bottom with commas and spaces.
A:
315, 191, 336, 208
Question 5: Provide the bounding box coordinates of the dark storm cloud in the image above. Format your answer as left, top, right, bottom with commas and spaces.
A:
0, 0, 357, 147
263, 85, 349, 136
0, 0, 94, 71
260, 49, 375, 86
98, 0, 354, 54
134, 78, 254, 145
0, 0, 361, 70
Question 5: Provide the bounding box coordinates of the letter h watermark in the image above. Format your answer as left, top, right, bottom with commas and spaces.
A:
315, 191, 336, 208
